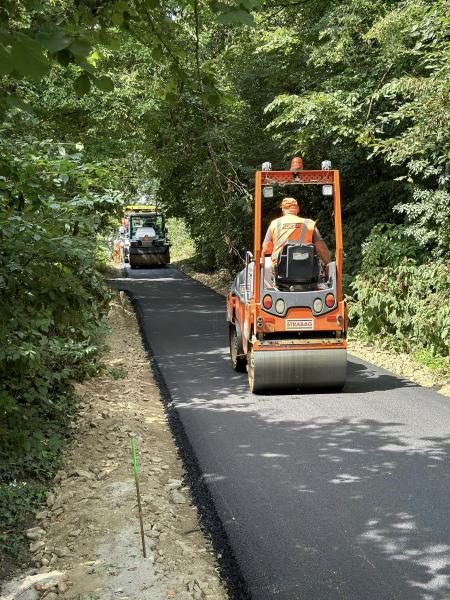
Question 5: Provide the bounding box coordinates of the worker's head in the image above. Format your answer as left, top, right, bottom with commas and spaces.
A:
280, 197, 299, 215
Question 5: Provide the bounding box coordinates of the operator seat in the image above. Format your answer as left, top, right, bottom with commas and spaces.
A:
275, 242, 320, 291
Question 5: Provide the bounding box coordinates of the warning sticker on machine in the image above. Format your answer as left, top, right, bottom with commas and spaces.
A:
286, 319, 314, 331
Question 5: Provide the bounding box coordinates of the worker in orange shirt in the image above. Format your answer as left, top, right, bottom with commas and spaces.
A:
262, 197, 330, 266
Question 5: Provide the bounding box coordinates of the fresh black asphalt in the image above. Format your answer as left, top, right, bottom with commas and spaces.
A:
111, 266, 450, 600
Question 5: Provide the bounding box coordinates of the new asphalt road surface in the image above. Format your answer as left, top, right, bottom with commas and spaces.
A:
111, 266, 450, 600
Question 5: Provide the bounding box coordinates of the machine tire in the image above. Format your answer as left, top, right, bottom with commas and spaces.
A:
247, 344, 259, 393
130, 263, 137, 269
229, 324, 246, 372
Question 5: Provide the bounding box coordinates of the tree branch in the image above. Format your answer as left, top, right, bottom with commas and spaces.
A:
140, 0, 182, 67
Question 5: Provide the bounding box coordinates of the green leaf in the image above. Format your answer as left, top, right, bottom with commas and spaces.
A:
163, 91, 178, 105
112, 12, 124, 26
38, 31, 71, 53
216, 8, 255, 26
151, 45, 164, 60
94, 76, 114, 92
172, 47, 186, 60
0, 45, 13, 75
220, 92, 235, 106
204, 93, 222, 106
74, 57, 95, 74
10, 34, 49, 81
239, 0, 260, 9
98, 32, 122, 51
209, 0, 229, 13
69, 39, 91, 57
74, 73, 91, 95
5, 95, 33, 113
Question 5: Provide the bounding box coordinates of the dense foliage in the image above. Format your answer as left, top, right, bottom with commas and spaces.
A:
0, 120, 121, 575
0, 131, 117, 471
351, 226, 450, 357
0, 0, 449, 575
0, 2, 125, 574
137, 0, 449, 358
147, 0, 450, 358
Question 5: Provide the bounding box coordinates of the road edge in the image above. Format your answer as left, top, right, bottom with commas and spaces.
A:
124, 286, 252, 600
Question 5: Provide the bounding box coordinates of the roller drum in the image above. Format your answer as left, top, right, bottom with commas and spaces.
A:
249, 348, 347, 392
130, 252, 170, 267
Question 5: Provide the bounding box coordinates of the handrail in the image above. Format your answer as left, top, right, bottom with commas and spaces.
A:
244, 251, 254, 300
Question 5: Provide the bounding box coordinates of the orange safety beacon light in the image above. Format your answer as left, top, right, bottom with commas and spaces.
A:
290, 156, 303, 172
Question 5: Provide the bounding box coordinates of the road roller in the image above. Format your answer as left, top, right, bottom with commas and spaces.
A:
125, 205, 171, 268
226, 158, 348, 392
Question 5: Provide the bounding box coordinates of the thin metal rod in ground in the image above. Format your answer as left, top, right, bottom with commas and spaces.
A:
131, 437, 147, 558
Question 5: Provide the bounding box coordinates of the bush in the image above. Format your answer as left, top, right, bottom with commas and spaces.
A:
0, 484, 47, 572
0, 210, 112, 483
167, 217, 195, 262
350, 225, 450, 357
0, 130, 119, 575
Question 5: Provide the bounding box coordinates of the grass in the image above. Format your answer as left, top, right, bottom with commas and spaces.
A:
167, 217, 195, 262
83, 560, 121, 575
108, 366, 128, 380
414, 349, 450, 376
0, 483, 47, 580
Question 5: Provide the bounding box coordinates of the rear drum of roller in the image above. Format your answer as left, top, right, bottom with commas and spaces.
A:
248, 347, 347, 393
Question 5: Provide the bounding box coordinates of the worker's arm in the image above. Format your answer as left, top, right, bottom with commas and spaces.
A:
315, 240, 331, 265
313, 227, 330, 265
262, 227, 273, 256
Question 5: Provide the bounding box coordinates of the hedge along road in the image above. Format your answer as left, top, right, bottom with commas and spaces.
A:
111, 266, 450, 600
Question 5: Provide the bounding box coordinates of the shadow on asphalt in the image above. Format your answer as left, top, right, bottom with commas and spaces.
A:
344, 359, 418, 394
172, 390, 450, 598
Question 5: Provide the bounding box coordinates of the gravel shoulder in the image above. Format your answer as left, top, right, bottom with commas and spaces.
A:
174, 260, 450, 398
2, 294, 228, 600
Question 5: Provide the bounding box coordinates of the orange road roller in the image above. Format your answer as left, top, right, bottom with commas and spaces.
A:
226, 158, 348, 392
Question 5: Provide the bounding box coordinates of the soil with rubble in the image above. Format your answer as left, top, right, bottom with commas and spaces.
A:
2, 294, 228, 600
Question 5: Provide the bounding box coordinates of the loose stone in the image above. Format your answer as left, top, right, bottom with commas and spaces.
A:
26, 527, 46, 540
30, 541, 45, 553
171, 490, 186, 505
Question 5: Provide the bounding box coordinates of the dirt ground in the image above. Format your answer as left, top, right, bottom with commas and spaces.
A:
175, 261, 450, 399
2, 295, 228, 600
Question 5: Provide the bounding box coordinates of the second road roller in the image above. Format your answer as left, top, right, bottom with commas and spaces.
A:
227, 157, 348, 392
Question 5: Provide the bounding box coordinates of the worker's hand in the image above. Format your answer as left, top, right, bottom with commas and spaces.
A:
315, 240, 331, 266
262, 241, 273, 255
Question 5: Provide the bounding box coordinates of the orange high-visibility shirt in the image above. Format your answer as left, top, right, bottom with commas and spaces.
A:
265, 215, 316, 265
